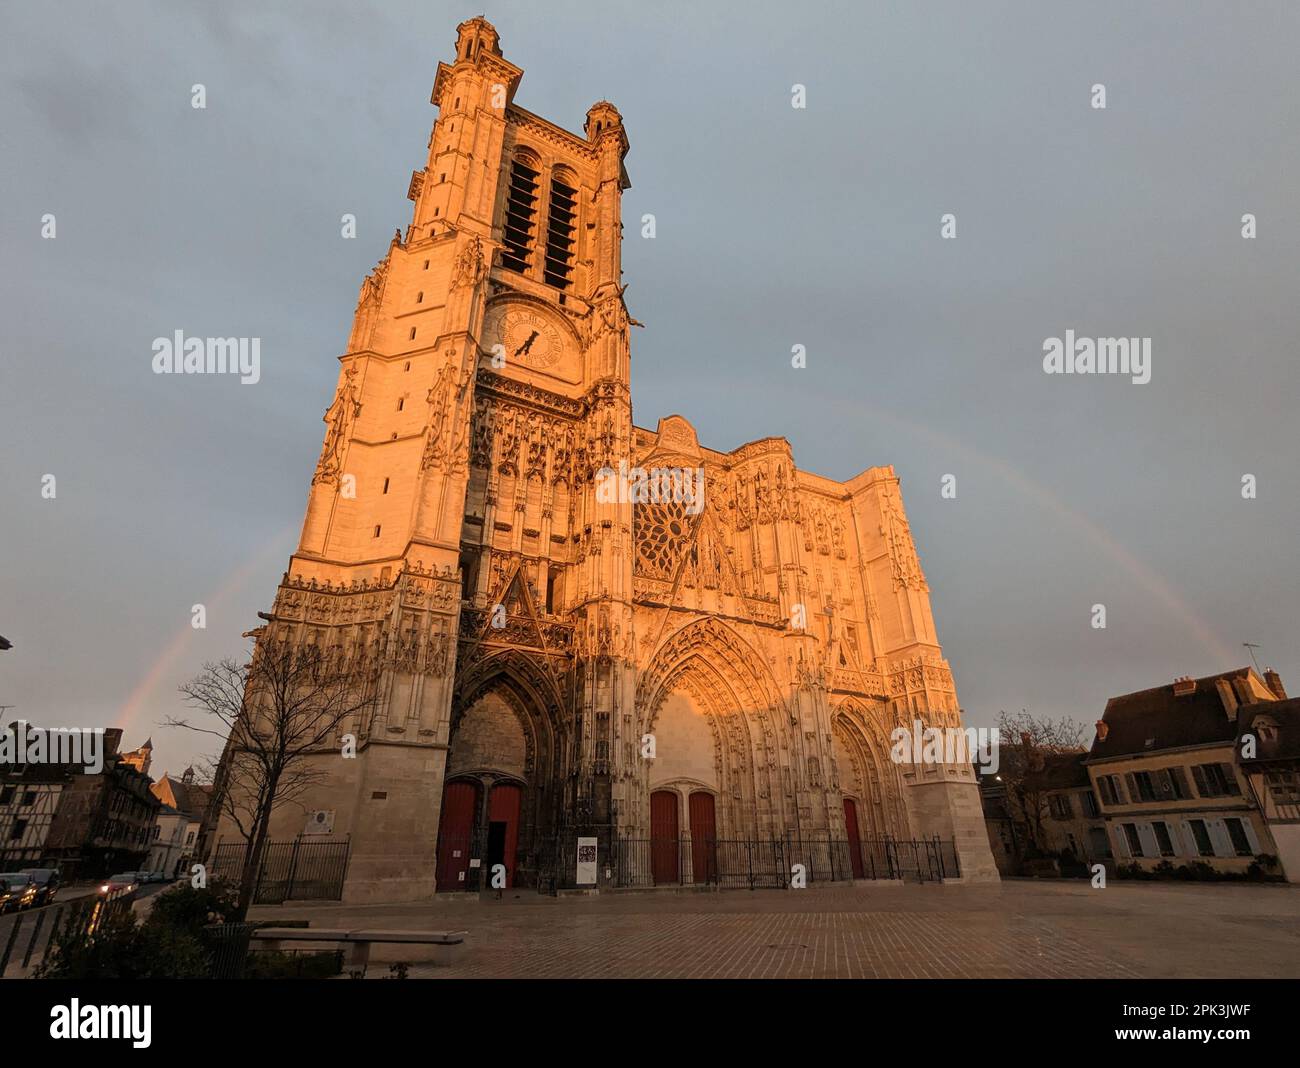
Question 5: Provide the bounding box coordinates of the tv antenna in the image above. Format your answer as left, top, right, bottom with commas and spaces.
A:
1243, 643, 1264, 674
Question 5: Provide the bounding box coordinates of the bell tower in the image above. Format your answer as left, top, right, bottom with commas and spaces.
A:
223, 16, 636, 901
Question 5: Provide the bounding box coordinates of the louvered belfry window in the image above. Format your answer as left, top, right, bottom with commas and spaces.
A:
501, 158, 540, 273
544, 175, 577, 289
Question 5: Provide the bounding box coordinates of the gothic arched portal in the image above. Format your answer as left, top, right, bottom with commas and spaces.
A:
436, 659, 561, 889
635, 617, 790, 840
830, 702, 910, 840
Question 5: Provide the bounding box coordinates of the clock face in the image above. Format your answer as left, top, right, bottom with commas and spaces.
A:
493, 306, 565, 371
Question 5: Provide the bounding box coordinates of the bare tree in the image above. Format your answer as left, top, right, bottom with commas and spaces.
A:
996, 710, 1087, 855
170, 639, 377, 918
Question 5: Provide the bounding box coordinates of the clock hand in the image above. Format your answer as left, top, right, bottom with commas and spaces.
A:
515, 331, 539, 357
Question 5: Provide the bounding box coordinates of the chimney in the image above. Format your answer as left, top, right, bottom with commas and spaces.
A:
1173, 676, 1197, 697
1094, 720, 1109, 742
1264, 669, 1287, 701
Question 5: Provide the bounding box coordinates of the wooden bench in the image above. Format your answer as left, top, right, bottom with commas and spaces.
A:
251, 927, 467, 971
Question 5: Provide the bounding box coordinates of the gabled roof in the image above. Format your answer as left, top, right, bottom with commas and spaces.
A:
151, 774, 213, 820
1089, 667, 1270, 761
1025, 750, 1091, 791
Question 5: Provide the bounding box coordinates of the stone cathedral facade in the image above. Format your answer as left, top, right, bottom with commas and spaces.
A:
217, 17, 997, 900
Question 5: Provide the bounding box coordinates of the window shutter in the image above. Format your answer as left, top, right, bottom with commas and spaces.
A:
1174, 821, 1195, 858
1124, 773, 1140, 804
501, 158, 540, 273
1136, 822, 1159, 858
543, 176, 577, 289
1168, 766, 1190, 800
1111, 825, 1129, 858
1206, 820, 1233, 858
1242, 818, 1261, 854
1191, 765, 1209, 796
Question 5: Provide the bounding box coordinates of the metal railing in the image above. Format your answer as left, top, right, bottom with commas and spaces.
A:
0, 887, 135, 977
535, 834, 960, 892
209, 836, 351, 904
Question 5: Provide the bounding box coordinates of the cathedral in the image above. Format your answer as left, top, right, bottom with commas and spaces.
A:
215, 17, 997, 900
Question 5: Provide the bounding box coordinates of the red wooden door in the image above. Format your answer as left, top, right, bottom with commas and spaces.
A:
488, 783, 522, 888
435, 780, 480, 891
844, 797, 865, 879
650, 790, 679, 884
689, 791, 717, 884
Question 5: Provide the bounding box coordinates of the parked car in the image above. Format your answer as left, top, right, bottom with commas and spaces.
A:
98, 873, 140, 895
0, 874, 38, 912
19, 867, 60, 906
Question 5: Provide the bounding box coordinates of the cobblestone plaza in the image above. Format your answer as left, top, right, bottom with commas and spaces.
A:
249, 879, 1300, 979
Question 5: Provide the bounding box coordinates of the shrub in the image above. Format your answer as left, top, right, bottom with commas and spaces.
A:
35, 910, 211, 980
37, 880, 246, 979
145, 880, 238, 938
1056, 851, 1090, 878
1247, 853, 1282, 881
245, 949, 343, 979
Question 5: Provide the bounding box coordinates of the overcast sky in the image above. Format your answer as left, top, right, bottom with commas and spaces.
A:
3, 1, 1298, 777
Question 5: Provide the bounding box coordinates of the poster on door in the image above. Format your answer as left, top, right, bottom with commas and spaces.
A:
576, 836, 598, 885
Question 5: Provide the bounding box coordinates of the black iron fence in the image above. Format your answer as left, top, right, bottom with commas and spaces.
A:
536, 834, 960, 892
208, 836, 350, 904
0, 887, 135, 977
614, 838, 789, 889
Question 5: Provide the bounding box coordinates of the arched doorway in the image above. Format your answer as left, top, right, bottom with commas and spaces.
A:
435, 779, 480, 891
843, 797, 865, 879
831, 706, 910, 841
434, 777, 525, 891
650, 790, 679, 884
437, 665, 557, 890
689, 791, 717, 884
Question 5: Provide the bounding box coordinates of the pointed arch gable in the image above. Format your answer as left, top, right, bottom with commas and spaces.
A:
455, 647, 564, 729
637, 616, 784, 730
